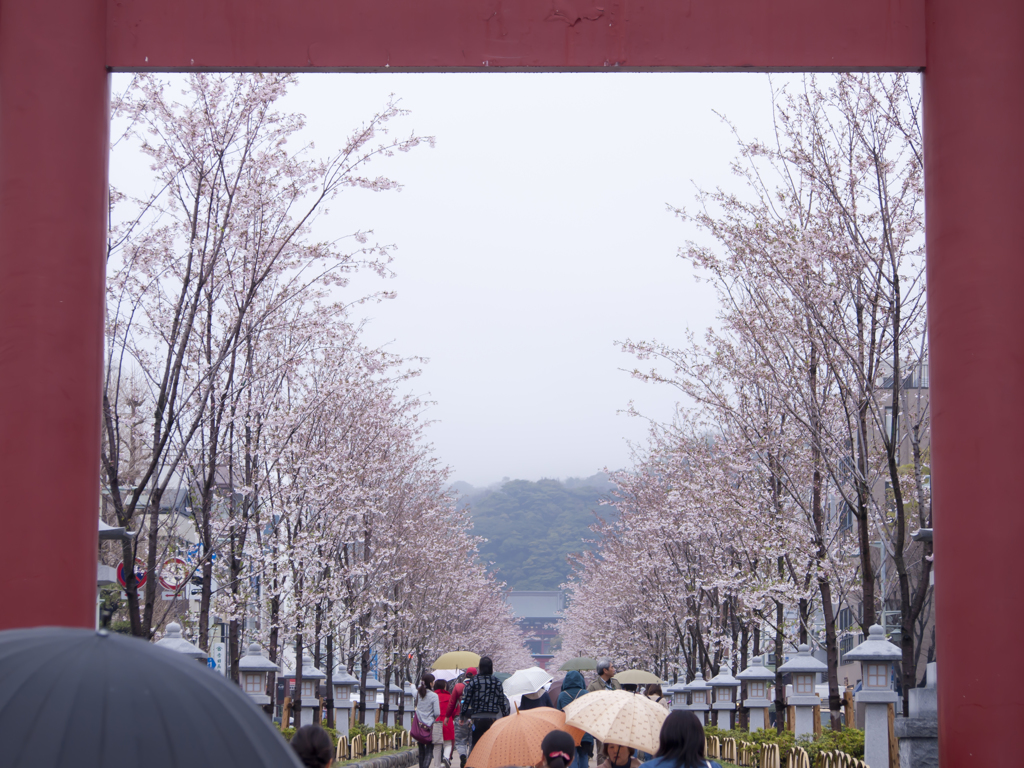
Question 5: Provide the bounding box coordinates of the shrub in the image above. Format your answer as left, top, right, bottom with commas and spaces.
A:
349, 721, 373, 738
705, 724, 863, 763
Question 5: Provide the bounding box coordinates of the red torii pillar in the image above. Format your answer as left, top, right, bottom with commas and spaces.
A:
1, 0, 1020, 763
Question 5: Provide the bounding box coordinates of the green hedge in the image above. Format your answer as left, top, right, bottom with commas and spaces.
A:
704, 725, 864, 764
276, 723, 342, 747
348, 721, 406, 739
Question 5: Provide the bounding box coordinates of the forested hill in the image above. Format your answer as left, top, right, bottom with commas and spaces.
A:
454, 474, 618, 590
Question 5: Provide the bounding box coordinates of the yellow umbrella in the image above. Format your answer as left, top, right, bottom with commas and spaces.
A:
612, 669, 662, 685
432, 651, 481, 669
563, 689, 669, 754
465, 708, 582, 768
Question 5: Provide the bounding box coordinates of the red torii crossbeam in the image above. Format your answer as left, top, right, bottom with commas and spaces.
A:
1, 1, 1020, 763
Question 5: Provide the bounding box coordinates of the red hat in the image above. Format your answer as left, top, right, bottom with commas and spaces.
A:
465, 667, 478, 676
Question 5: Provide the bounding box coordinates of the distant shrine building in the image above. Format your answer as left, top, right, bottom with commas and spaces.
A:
505, 591, 564, 667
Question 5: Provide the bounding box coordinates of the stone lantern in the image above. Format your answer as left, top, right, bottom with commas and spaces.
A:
154, 622, 207, 661
384, 682, 403, 726
402, 681, 416, 730
363, 674, 384, 723
684, 672, 711, 724
665, 680, 688, 711
332, 670, 358, 734
238, 642, 278, 708
708, 663, 741, 730
297, 654, 327, 727
736, 655, 775, 732
776, 644, 827, 737
845, 625, 902, 768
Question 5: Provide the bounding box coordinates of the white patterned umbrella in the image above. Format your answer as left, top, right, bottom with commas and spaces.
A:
562, 689, 669, 754
503, 666, 553, 699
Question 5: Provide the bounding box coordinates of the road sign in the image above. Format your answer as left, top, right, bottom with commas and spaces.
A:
116, 558, 147, 589
158, 557, 189, 590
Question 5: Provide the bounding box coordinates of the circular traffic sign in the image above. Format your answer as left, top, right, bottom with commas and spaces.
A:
158, 557, 189, 590
116, 558, 147, 589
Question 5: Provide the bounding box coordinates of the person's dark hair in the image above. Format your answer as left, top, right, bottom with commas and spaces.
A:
291, 724, 333, 768
541, 729, 576, 768
655, 710, 706, 768
479, 656, 494, 675
646, 683, 663, 698
433, 678, 447, 692
418, 672, 435, 698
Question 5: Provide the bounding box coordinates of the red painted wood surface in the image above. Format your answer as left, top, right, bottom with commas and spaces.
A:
106, 0, 926, 71
924, 0, 1024, 762
1, 0, 1022, 763
0, 0, 109, 629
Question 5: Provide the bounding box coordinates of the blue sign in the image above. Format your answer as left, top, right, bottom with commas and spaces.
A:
207, 657, 216, 669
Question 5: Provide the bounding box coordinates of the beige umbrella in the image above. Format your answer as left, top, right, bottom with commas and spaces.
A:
612, 669, 662, 686
563, 689, 669, 754
432, 651, 481, 669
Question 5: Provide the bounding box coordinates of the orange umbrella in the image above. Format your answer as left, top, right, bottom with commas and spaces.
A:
465, 707, 583, 768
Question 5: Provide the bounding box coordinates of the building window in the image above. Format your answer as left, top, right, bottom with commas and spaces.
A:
715, 687, 731, 703
302, 680, 315, 698
749, 681, 765, 699
692, 691, 706, 704
839, 502, 854, 533
244, 673, 263, 693
838, 607, 852, 631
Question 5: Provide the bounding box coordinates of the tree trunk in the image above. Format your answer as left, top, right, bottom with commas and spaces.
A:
294, 632, 304, 729
774, 599, 786, 733
141, 489, 164, 637
326, 633, 335, 729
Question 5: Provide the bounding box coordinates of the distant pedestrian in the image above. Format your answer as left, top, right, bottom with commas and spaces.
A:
414, 673, 441, 768
646, 683, 671, 711
643, 710, 722, 768
460, 656, 510, 750
557, 671, 595, 768
519, 686, 554, 710
587, 660, 622, 693
435, 678, 455, 768
447, 676, 472, 767
291, 724, 334, 768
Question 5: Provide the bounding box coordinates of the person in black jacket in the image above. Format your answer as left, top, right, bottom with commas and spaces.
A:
459, 656, 510, 750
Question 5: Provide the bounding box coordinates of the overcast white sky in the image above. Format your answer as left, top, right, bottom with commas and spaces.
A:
113, 72, 795, 487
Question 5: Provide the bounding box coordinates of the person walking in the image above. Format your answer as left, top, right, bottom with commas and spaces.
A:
645, 683, 671, 711
642, 710, 722, 768
291, 725, 334, 768
414, 673, 441, 768
447, 676, 472, 768
585, 659, 621, 758
557, 671, 594, 768
519, 686, 554, 710
538, 730, 578, 768
587, 660, 622, 693
596, 743, 641, 768
434, 678, 455, 768
459, 656, 510, 750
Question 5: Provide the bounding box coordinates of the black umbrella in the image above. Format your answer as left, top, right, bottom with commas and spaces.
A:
0, 626, 303, 768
